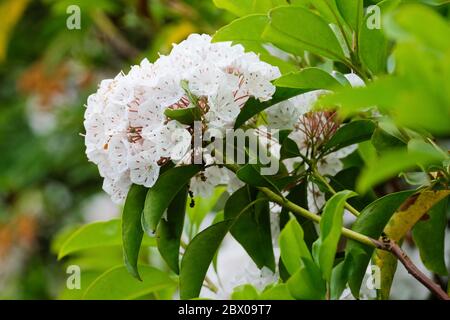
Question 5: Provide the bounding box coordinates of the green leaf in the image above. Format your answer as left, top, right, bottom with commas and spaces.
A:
384, 3, 450, 52
143, 165, 201, 234
156, 187, 188, 274
164, 105, 202, 125
287, 258, 327, 300
212, 14, 298, 73
280, 181, 318, 250
279, 218, 313, 275
180, 220, 232, 299
371, 127, 405, 153
213, 14, 269, 43
274, 68, 342, 90
234, 87, 305, 129
236, 164, 281, 195
336, 0, 363, 33
264, 6, 346, 61
59, 270, 102, 300
213, 0, 287, 17
330, 254, 353, 300
357, 140, 447, 193
83, 265, 176, 300
358, 0, 400, 75
295, 0, 345, 27
122, 184, 148, 280
324, 120, 376, 153
231, 284, 260, 300
224, 187, 275, 271
260, 284, 294, 300
412, 198, 448, 276
313, 190, 356, 282
346, 190, 414, 297
375, 189, 450, 298
280, 136, 301, 160
187, 187, 226, 227
58, 219, 155, 260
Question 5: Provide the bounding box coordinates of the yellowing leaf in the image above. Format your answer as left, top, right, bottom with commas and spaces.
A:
374, 189, 450, 299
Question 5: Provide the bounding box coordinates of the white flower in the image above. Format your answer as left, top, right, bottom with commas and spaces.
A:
85, 69, 165, 203
204, 234, 279, 299
190, 166, 229, 197
265, 90, 325, 131
145, 121, 192, 161
128, 142, 160, 188
102, 174, 132, 204
264, 74, 364, 212
205, 89, 241, 128
84, 33, 280, 202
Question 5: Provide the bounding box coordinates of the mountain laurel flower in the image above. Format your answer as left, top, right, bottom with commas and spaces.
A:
84, 34, 280, 202
265, 73, 364, 213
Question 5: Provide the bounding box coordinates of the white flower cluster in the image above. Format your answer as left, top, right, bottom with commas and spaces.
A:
264, 73, 363, 213
84, 34, 280, 203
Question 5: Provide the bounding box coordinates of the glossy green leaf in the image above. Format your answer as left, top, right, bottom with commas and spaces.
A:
280, 181, 318, 250
279, 218, 313, 275
359, 0, 400, 75
260, 284, 294, 300
294, 0, 345, 27
313, 190, 356, 282
122, 184, 148, 280
357, 140, 447, 193
180, 220, 232, 299
58, 219, 155, 260
280, 137, 301, 160
287, 258, 327, 300
236, 164, 281, 195
346, 190, 414, 297
234, 87, 305, 129
224, 187, 275, 271
231, 284, 259, 300
264, 6, 346, 61
412, 198, 448, 276
213, 0, 287, 17
213, 14, 268, 43
83, 265, 176, 300
274, 68, 341, 90
212, 14, 298, 73
324, 120, 376, 153
59, 270, 102, 300
330, 254, 353, 300
336, 0, 363, 33
156, 187, 188, 274
143, 165, 201, 234
371, 127, 405, 153
164, 105, 202, 125
187, 187, 226, 227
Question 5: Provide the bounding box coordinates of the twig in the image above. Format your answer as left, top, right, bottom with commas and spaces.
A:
312, 168, 360, 217
372, 237, 450, 301
203, 276, 219, 294
220, 161, 449, 300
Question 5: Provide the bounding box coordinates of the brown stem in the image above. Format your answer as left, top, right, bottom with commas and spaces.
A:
220, 160, 449, 300
372, 237, 449, 300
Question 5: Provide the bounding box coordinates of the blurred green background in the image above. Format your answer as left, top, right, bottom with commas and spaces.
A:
0, 0, 229, 299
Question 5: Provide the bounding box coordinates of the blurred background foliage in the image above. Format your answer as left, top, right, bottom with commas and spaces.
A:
0, 0, 449, 300
0, 0, 229, 299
